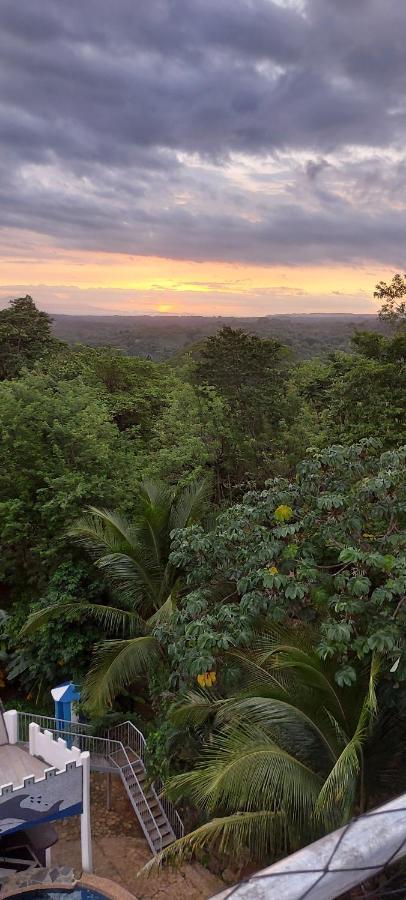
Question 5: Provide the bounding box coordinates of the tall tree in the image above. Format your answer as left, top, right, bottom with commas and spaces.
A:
23, 479, 211, 711
195, 326, 290, 440
0, 296, 58, 379
192, 326, 303, 493
0, 372, 131, 599
375, 274, 406, 328
297, 332, 406, 449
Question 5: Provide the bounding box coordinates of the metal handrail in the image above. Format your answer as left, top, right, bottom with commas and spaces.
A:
16, 711, 93, 742
15, 712, 183, 848
107, 721, 170, 845
109, 719, 184, 838
17, 714, 163, 854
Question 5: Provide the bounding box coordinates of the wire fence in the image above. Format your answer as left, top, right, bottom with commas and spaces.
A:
213, 795, 406, 900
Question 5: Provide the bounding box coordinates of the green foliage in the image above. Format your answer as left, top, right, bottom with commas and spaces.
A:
145, 718, 200, 782
144, 627, 383, 871
3, 561, 102, 701
52, 311, 388, 361
41, 344, 171, 441
375, 273, 406, 327
195, 326, 290, 436
298, 332, 406, 448
0, 296, 59, 379
191, 326, 313, 494
23, 479, 211, 711
1, 291, 405, 848
0, 371, 133, 598
159, 442, 406, 684
141, 378, 230, 489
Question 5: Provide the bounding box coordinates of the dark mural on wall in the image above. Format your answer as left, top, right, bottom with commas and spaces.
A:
0, 763, 83, 835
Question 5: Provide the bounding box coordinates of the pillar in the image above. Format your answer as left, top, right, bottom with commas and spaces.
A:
80, 751, 92, 873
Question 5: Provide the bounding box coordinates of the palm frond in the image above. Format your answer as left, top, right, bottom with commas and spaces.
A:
82, 635, 160, 712
69, 509, 159, 604
314, 657, 380, 827
167, 725, 322, 823
313, 726, 362, 828
169, 478, 211, 531
21, 601, 144, 637
135, 482, 173, 567
217, 696, 338, 768
170, 690, 232, 727
21, 601, 86, 635
139, 479, 173, 513
240, 627, 348, 726
147, 593, 177, 628
69, 507, 138, 556
141, 811, 283, 874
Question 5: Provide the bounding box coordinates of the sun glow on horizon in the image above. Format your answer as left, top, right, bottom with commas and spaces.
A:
0, 233, 390, 316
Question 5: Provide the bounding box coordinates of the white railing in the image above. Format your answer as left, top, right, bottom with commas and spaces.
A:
14, 711, 184, 849
16, 711, 92, 744
109, 720, 185, 839
15, 712, 165, 854
212, 793, 406, 900
1, 715, 92, 873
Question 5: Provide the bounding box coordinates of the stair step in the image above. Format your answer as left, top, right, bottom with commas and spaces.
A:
111, 731, 182, 857
139, 791, 161, 809
126, 774, 147, 787
141, 797, 159, 808
138, 805, 160, 819
132, 770, 146, 780
145, 819, 163, 834
132, 801, 156, 817
153, 833, 175, 849
154, 815, 167, 827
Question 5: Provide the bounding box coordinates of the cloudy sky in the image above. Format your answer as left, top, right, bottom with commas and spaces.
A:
0, 0, 404, 315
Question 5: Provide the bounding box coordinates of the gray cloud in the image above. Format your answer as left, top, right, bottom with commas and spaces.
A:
0, 0, 405, 268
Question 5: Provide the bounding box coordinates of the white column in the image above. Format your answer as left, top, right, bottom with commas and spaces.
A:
29, 721, 39, 756
80, 751, 92, 873
3, 710, 18, 744
45, 847, 52, 867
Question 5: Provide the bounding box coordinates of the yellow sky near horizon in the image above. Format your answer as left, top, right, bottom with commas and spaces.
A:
0, 244, 389, 315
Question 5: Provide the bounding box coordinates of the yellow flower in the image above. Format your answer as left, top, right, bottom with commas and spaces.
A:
274, 504, 293, 523
197, 671, 217, 687
268, 565, 278, 576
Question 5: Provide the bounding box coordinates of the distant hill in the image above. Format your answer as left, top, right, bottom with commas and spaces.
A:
51, 313, 387, 361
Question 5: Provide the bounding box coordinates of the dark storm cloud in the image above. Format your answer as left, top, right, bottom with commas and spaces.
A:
0, 0, 405, 265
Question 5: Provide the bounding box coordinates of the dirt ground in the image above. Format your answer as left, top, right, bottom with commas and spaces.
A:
54, 772, 224, 900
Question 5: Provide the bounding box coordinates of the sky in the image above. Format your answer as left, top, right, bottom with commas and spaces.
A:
0, 0, 404, 317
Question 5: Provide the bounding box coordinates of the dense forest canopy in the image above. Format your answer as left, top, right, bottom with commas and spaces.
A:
50, 311, 389, 361
0, 277, 405, 878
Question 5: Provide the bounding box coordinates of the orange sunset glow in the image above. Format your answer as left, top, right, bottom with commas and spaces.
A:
0, 243, 389, 315
1, 0, 403, 317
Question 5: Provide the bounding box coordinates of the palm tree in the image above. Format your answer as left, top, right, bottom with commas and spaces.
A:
143, 624, 380, 871
22, 478, 210, 711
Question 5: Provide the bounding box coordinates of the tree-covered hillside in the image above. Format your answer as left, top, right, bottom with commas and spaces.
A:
0, 279, 405, 882
51, 312, 388, 361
